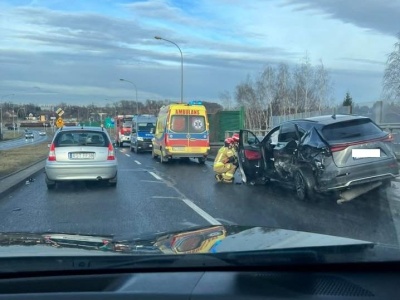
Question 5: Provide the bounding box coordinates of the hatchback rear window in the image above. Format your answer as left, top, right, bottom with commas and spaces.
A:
55, 131, 109, 147
321, 119, 383, 142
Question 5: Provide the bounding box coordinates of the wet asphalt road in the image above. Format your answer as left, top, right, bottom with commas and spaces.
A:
0, 145, 400, 247
0, 130, 49, 150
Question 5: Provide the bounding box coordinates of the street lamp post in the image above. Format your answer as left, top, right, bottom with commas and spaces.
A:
1, 94, 15, 132
104, 99, 118, 116
13, 107, 25, 137
154, 36, 183, 103
119, 79, 139, 115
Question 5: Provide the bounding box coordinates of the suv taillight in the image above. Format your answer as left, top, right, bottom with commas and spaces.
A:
48, 143, 56, 161
107, 143, 115, 160
330, 135, 394, 153
384, 133, 394, 142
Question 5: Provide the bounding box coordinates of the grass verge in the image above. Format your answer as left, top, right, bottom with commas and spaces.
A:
1, 131, 23, 141
0, 142, 50, 178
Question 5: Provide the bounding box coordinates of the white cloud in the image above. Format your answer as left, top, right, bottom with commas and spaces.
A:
0, 0, 398, 105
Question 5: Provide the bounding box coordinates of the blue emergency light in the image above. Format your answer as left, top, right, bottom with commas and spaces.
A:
188, 100, 203, 105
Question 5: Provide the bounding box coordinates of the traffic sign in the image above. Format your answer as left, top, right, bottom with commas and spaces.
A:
56, 117, 64, 128
56, 108, 64, 117
104, 117, 114, 128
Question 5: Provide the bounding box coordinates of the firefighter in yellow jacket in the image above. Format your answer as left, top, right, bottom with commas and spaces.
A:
213, 137, 237, 183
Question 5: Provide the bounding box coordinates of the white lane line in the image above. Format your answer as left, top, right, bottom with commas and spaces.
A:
147, 171, 221, 226
182, 199, 221, 225
126, 154, 130, 157
149, 171, 162, 180
140, 180, 164, 183
135, 160, 141, 165
152, 196, 181, 199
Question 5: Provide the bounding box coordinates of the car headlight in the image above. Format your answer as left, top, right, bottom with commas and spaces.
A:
137, 137, 144, 141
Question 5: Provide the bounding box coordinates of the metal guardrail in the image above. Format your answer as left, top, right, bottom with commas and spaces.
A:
379, 124, 400, 132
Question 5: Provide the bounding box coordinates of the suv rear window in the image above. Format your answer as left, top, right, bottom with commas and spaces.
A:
54, 131, 109, 147
321, 119, 383, 142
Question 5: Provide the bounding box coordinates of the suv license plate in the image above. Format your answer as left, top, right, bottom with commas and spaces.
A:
70, 153, 95, 159
352, 149, 380, 159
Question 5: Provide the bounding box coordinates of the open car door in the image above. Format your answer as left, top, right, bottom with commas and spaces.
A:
238, 130, 264, 183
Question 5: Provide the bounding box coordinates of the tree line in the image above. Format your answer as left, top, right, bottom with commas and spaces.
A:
220, 54, 333, 130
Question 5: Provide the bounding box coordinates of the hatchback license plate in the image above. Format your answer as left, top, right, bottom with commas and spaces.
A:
70, 152, 95, 159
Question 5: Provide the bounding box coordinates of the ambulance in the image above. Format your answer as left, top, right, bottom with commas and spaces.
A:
152, 101, 210, 164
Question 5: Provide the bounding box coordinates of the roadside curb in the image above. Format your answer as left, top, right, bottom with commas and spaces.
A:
0, 159, 46, 199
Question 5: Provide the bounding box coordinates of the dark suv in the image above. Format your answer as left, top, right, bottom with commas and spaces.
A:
238, 115, 399, 203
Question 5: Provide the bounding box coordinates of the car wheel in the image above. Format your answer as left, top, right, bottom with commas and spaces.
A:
109, 181, 117, 187
380, 179, 392, 190
151, 148, 158, 159
108, 174, 117, 187
160, 148, 169, 163
45, 177, 56, 190
294, 169, 316, 201
198, 157, 206, 164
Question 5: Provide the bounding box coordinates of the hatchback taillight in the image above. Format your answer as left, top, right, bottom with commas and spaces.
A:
107, 143, 115, 160
48, 143, 56, 161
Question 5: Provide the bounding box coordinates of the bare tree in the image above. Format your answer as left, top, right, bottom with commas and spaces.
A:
219, 90, 232, 110
314, 59, 332, 113
257, 66, 276, 129
275, 63, 291, 116
383, 34, 400, 103
235, 76, 261, 129
297, 53, 315, 114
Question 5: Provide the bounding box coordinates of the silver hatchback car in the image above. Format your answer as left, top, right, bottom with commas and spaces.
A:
45, 126, 118, 189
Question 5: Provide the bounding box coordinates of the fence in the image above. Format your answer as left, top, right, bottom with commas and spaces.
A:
269, 101, 400, 127
208, 108, 245, 142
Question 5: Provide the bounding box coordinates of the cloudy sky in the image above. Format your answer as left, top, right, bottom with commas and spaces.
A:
0, 0, 399, 107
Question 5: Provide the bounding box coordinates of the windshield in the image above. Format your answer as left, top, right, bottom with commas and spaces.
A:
170, 115, 206, 133
138, 122, 156, 132
321, 119, 384, 142
1, 0, 400, 273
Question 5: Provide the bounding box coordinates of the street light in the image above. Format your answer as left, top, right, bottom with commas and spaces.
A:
104, 99, 118, 116
154, 36, 183, 103
119, 79, 139, 115
13, 107, 25, 137
1, 94, 15, 132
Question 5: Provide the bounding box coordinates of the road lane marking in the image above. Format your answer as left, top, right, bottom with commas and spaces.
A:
135, 160, 141, 165
152, 196, 181, 199
182, 199, 221, 225
147, 171, 221, 226
140, 180, 164, 183
149, 171, 162, 180
126, 154, 130, 157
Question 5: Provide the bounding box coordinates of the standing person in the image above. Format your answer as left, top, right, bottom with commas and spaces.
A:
213, 137, 237, 183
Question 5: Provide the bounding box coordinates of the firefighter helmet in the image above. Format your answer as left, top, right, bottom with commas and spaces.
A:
224, 137, 234, 146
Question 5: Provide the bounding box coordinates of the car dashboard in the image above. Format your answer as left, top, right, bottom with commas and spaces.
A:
0, 264, 398, 299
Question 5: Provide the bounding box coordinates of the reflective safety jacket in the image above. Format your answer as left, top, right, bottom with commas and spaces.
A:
213, 146, 235, 169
